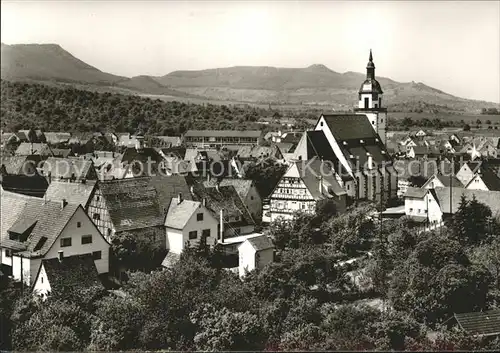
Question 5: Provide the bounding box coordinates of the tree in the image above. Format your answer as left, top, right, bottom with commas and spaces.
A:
450, 195, 492, 245
463, 124, 471, 131
190, 303, 266, 351
243, 159, 287, 199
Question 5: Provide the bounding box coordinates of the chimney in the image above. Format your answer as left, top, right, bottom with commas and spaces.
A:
368, 154, 373, 170
202, 198, 206, 207
58, 250, 63, 262
61, 198, 68, 209
219, 209, 224, 243
177, 192, 183, 204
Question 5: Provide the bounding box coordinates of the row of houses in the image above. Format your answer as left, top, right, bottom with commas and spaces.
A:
1, 173, 275, 295
388, 131, 500, 159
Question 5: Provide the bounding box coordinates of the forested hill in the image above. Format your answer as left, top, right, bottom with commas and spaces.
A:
1, 80, 302, 134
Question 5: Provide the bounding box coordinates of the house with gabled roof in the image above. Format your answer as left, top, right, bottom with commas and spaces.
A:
164, 195, 219, 258
32, 253, 104, 300
44, 180, 97, 209
422, 173, 464, 190
191, 183, 256, 238
86, 175, 192, 242
15, 142, 53, 157
42, 157, 97, 183
203, 178, 262, 223
0, 189, 110, 285
464, 166, 500, 191
43, 132, 71, 145
269, 159, 348, 222
238, 235, 274, 279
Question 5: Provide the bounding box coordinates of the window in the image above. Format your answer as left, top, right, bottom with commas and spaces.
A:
92, 251, 102, 260
196, 213, 204, 221
108, 228, 112, 236
81, 235, 92, 244
60, 237, 72, 247
93, 213, 100, 220
409, 208, 413, 212
372, 121, 375, 125
202, 229, 211, 239
250, 196, 254, 200
364, 97, 369, 108
96, 196, 100, 201
374, 104, 378, 108
41, 277, 43, 284
381, 118, 384, 123
77, 222, 81, 228
418, 209, 421, 213
189, 231, 197, 240
320, 121, 323, 127
5, 249, 12, 258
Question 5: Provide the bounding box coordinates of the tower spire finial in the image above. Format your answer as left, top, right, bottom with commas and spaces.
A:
369, 49, 373, 62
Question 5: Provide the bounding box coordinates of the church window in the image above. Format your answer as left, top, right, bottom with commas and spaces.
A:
364, 98, 369, 108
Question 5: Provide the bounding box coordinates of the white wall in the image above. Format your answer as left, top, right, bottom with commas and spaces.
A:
32, 264, 51, 299
244, 185, 263, 222
465, 174, 489, 191
238, 243, 273, 278
167, 204, 219, 254
405, 196, 428, 218
45, 207, 109, 274
456, 164, 475, 186
12, 256, 38, 285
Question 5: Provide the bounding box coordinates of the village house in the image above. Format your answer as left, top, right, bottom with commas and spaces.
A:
463, 167, 500, 191
422, 173, 464, 189
162, 195, 219, 267
41, 156, 97, 183
269, 159, 347, 222
43, 132, 71, 145
403, 187, 500, 226
403, 187, 442, 225
191, 183, 256, 238
238, 235, 275, 279
0, 155, 48, 197
204, 178, 263, 222
16, 129, 45, 144
32, 253, 104, 300
14, 142, 53, 157
44, 180, 97, 209
184, 130, 263, 148
86, 175, 192, 242
0, 189, 110, 285
153, 136, 183, 148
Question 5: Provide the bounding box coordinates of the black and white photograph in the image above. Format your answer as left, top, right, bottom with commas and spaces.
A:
1, 0, 500, 351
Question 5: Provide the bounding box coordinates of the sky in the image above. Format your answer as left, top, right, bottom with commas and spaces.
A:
1, 1, 499, 103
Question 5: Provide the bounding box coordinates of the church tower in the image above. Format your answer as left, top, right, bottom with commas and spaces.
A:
354, 50, 387, 144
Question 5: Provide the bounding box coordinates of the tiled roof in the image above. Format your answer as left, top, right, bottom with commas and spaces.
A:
455, 309, 500, 337
246, 235, 274, 251
203, 178, 254, 199
44, 132, 71, 144
191, 184, 255, 228
404, 187, 428, 199
433, 187, 500, 216
98, 177, 162, 232
42, 157, 94, 180
44, 180, 97, 208
393, 160, 455, 180
294, 159, 347, 200
15, 143, 52, 156
1, 156, 31, 174
236, 145, 280, 160
428, 174, 464, 188
165, 199, 202, 229
120, 147, 164, 166
147, 174, 193, 212
0, 189, 80, 257
1, 174, 48, 198
276, 142, 295, 153
39, 253, 103, 293
472, 167, 500, 191
184, 130, 262, 138
321, 114, 379, 141
50, 148, 72, 158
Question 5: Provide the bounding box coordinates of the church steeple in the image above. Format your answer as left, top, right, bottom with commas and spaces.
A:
366, 49, 375, 80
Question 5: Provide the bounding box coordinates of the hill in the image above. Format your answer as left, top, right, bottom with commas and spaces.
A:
0, 43, 199, 99
2, 43, 499, 113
